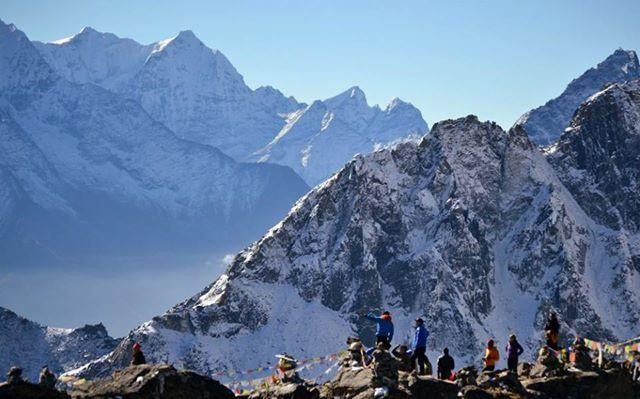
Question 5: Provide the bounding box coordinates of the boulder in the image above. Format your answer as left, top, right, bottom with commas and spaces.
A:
249, 381, 319, 399
321, 367, 374, 398
476, 370, 526, 395
69, 364, 234, 399
455, 366, 478, 388
407, 375, 459, 399
522, 369, 638, 399
458, 386, 493, 399
517, 363, 532, 379
0, 380, 70, 399
321, 367, 410, 399
529, 348, 566, 378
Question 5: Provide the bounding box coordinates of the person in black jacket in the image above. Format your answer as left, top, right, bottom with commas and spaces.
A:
437, 348, 455, 380
38, 365, 56, 388
131, 342, 147, 365
545, 312, 560, 350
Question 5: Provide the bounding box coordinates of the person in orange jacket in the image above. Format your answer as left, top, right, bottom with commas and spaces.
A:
482, 339, 500, 371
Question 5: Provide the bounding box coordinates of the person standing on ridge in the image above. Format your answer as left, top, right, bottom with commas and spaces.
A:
437, 348, 455, 380
131, 342, 147, 365
482, 339, 500, 372
38, 365, 56, 388
505, 335, 524, 375
410, 317, 429, 374
365, 311, 394, 349
6, 367, 23, 384
545, 312, 560, 350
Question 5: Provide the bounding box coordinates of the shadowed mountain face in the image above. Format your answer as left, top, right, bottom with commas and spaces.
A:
79, 82, 640, 378
546, 80, 640, 233
0, 20, 309, 268
518, 49, 639, 146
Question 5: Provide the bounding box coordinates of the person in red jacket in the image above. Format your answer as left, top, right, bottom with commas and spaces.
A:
131, 342, 147, 365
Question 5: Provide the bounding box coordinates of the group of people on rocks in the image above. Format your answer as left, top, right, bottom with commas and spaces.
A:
340, 309, 553, 380
363, 312, 456, 379
1, 365, 57, 389
0, 342, 148, 391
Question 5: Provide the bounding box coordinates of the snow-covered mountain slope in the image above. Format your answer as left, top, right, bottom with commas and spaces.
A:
0, 20, 309, 266
252, 87, 428, 186
35, 28, 428, 184
0, 307, 119, 381
517, 49, 639, 146
33, 27, 153, 91
79, 104, 640, 379
35, 27, 302, 159
545, 80, 640, 233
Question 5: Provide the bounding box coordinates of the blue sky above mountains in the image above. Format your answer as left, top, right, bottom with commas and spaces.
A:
4, 0, 640, 128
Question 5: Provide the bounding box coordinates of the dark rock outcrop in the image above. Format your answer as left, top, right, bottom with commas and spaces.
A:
69, 364, 234, 399
407, 375, 459, 399
0, 380, 69, 399
522, 369, 639, 399
249, 381, 319, 399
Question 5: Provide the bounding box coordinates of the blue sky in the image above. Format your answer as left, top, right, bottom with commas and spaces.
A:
3, 0, 639, 129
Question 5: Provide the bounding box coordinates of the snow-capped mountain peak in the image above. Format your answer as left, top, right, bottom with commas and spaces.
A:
325, 85, 368, 107
0, 18, 56, 91
152, 29, 206, 54
597, 48, 638, 74
252, 85, 428, 185
518, 48, 640, 145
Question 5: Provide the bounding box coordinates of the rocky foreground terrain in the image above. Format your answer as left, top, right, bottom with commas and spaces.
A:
1, 343, 638, 399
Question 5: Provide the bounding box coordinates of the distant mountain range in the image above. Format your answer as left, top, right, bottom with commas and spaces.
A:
34, 26, 428, 186
0, 307, 118, 381
0, 20, 309, 267
0, 20, 429, 269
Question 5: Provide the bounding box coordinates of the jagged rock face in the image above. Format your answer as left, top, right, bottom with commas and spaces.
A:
0, 20, 309, 265
79, 113, 640, 379
546, 80, 640, 233
252, 87, 428, 186
0, 307, 118, 381
518, 49, 639, 146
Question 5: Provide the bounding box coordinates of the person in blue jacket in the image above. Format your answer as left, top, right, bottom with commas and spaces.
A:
365, 310, 394, 349
410, 317, 429, 374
